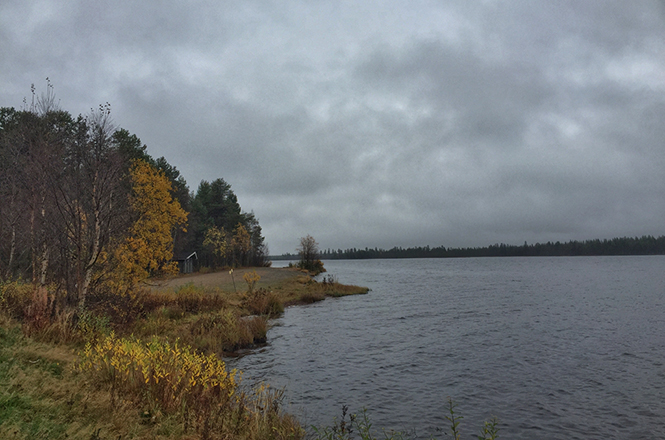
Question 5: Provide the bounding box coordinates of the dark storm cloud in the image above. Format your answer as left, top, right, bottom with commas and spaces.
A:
1, 0, 664, 254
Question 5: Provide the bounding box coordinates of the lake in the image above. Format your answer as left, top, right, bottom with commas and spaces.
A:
228, 257, 665, 439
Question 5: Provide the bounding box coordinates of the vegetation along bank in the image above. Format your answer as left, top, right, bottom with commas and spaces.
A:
0, 264, 370, 439
0, 86, 496, 439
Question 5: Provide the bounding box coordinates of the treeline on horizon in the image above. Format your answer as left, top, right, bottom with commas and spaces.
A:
0, 82, 268, 307
277, 235, 665, 260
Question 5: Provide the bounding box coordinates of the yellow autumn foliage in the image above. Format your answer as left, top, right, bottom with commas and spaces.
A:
112, 160, 187, 287
78, 333, 238, 413
203, 225, 228, 267
76, 334, 303, 439
243, 270, 261, 294
232, 222, 252, 266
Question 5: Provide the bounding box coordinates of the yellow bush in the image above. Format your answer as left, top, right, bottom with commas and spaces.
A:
78, 333, 238, 414
77, 334, 301, 439
243, 270, 261, 294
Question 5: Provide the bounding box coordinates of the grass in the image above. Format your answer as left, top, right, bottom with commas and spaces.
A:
0, 324, 115, 440
321, 282, 370, 298
0, 268, 369, 439
270, 273, 368, 306
124, 272, 366, 356
0, 322, 302, 440
242, 288, 285, 317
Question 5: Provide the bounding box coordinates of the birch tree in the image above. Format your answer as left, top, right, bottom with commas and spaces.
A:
112, 159, 187, 288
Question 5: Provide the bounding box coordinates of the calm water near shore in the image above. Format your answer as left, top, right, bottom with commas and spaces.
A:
228, 257, 665, 439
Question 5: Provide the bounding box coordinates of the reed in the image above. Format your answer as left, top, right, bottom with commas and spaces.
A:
312, 399, 499, 440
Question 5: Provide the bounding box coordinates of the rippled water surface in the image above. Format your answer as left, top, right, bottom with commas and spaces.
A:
228, 257, 665, 439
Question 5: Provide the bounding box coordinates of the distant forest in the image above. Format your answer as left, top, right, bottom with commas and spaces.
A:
276, 235, 665, 260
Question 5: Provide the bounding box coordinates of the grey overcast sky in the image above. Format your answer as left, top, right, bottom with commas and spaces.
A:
2, 1, 664, 255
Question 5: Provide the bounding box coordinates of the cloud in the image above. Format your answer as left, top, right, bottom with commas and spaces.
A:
2, 0, 664, 254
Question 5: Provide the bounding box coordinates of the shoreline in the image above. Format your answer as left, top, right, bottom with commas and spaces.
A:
0, 265, 369, 439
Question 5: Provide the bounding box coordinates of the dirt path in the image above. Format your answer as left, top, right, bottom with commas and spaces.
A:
151, 267, 303, 292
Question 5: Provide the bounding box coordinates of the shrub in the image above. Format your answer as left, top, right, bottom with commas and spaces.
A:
0, 280, 34, 320
243, 270, 261, 294
1, 281, 112, 344
76, 309, 112, 344
86, 284, 229, 333
86, 285, 148, 327
78, 334, 301, 439
78, 334, 238, 424
189, 310, 268, 353
242, 288, 284, 317
131, 307, 179, 339
297, 259, 326, 275
175, 283, 205, 313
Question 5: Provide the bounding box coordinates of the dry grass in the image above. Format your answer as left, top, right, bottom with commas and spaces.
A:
153, 267, 300, 292
271, 276, 369, 306
321, 282, 370, 298
242, 288, 284, 316
0, 267, 368, 440
148, 267, 367, 315
0, 324, 302, 440
187, 310, 268, 353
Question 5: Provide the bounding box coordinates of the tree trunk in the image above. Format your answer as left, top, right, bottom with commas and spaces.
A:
79, 174, 103, 308
30, 200, 36, 284
39, 201, 49, 286
5, 224, 16, 279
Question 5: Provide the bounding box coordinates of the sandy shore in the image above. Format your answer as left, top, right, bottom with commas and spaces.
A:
151, 266, 302, 292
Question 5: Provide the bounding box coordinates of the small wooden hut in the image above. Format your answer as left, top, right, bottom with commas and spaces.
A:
173, 251, 197, 274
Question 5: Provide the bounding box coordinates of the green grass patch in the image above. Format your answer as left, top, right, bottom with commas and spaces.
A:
0, 325, 99, 440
